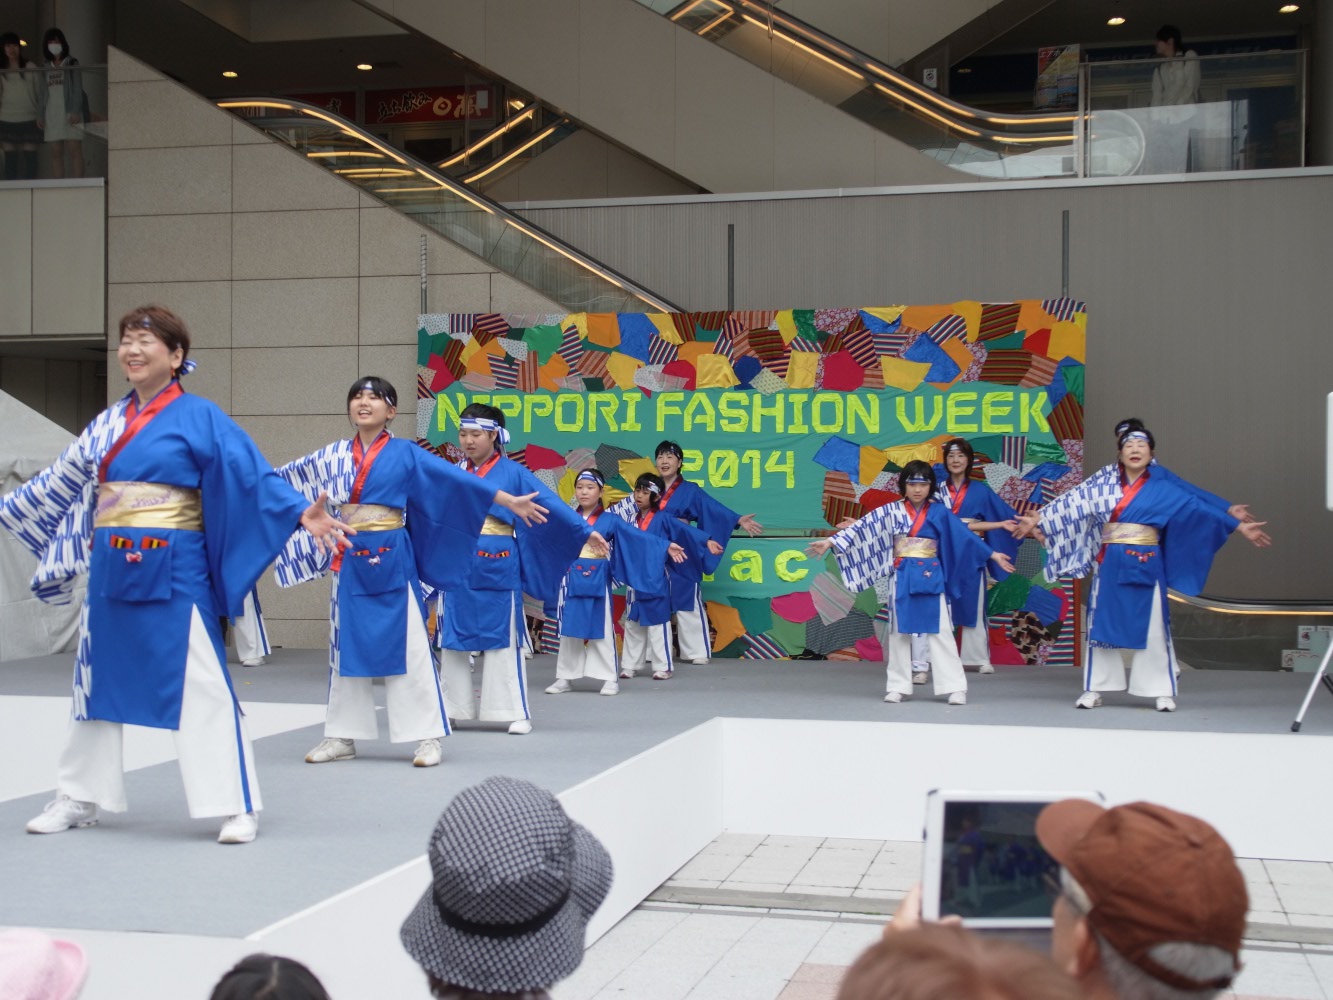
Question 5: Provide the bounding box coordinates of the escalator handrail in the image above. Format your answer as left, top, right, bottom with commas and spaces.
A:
219, 97, 679, 313
1168, 591, 1333, 616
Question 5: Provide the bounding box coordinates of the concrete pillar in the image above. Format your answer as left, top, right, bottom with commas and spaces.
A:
1312, 0, 1333, 165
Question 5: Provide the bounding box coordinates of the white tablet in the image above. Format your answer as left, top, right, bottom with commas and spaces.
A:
921, 789, 1104, 929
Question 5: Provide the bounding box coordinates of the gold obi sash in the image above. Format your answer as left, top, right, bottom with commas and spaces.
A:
481, 515, 515, 537
579, 540, 606, 559
339, 503, 404, 533
96, 482, 203, 531
1101, 523, 1159, 546
893, 537, 939, 559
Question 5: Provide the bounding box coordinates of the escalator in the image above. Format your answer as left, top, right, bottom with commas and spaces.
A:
220, 98, 676, 314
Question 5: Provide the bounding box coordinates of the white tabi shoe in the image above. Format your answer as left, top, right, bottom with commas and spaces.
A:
947, 691, 967, 706
545, 679, 572, 695
26, 795, 98, 834
600, 680, 619, 696
413, 738, 442, 767
508, 720, 533, 735
912, 672, 929, 685
977, 664, 995, 674
1075, 691, 1103, 709
691, 657, 710, 665
218, 812, 258, 844
240, 657, 266, 668
305, 737, 356, 763
1156, 697, 1177, 713
884, 691, 905, 703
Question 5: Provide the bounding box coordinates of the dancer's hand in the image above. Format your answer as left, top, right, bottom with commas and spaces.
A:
738, 513, 764, 536
1238, 521, 1271, 547
301, 492, 356, 554
1229, 503, 1255, 523
991, 551, 1016, 574
1012, 511, 1041, 539
836, 517, 858, 530
707, 540, 724, 556
586, 531, 609, 557
500, 491, 548, 526
806, 538, 833, 557
667, 542, 687, 564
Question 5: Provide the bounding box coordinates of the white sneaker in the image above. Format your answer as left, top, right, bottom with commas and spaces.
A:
305, 737, 356, 763
26, 795, 98, 834
691, 657, 710, 665
240, 657, 266, 668
912, 672, 929, 685
413, 738, 442, 767
618, 669, 636, 679
508, 720, 533, 735
652, 671, 672, 680
978, 664, 995, 674
600, 680, 619, 696
218, 812, 258, 844
545, 679, 572, 694
1075, 692, 1103, 709
947, 691, 967, 706
884, 691, 904, 703
1156, 697, 1177, 713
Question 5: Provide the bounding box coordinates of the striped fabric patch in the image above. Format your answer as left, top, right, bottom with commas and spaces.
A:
1001, 436, 1028, 468
472, 313, 509, 344
556, 375, 586, 392
648, 336, 679, 366
1041, 298, 1084, 322
861, 360, 885, 390
577, 350, 610, 379
507, 447, 529, 468
978, 302, 1021, 340
692, 311, 728, 333
980, 349, 1056, 386
1048, 394, 1083, 441
743, 633, 789, 659
746, 329, 786, 361
448, 313, 475, 335
925, 314, 969, 344
460, 372, 497, 392
417, 371, 434, 400
841, 324, 878, 368
810, 572, 855, 625
557, 324, 584, 367
516, 353, 540, 393
764, 351, 792, 380
713, 328, 735, 359
732, 310, 778, 331
489, 355, 519, 389
871, 326, 913, 357
672, 313, 698, 342
789, 337, 819, 353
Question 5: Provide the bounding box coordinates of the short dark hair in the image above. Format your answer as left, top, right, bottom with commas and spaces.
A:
347, 376, 398, 409
1156, 24, 1183, 53
118, 305, 191, 374
209, 954, 331, 1000
941, 438, 974, 467
460, 402, 505, 426
1113, 417, 1145, 438
898, 460, 938, 497
635, 472, 666, 509
654, 440, 684, 461
1118, 425, 1156, 451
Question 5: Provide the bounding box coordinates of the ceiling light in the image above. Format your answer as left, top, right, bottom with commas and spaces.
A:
1279, 3, 1299, 11
508, 98, 525, 110
356, 62, 373, 71
1107, 15, 1126, 26
956, 67, 973, 74
222, 70, 238, 78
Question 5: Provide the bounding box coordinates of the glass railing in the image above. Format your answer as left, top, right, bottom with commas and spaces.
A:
434, 101, 576, 189
1079, 51, 1306, 176
0, 63, 106, 182
641, 0, 1080, 179
220, 98, 676, 313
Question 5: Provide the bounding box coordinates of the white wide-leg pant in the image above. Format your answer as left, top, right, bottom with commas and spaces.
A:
324, 588, 448, 742
885, 581, 965, 698
1085, 581, 1176, 699
557, 599, 619, 681
674, 584, 711, 662
440, 596, 530, 722
623, 619, 674, 674
959, 577, 992, 668
233, 590, 270, 663
57, 606, 261, 818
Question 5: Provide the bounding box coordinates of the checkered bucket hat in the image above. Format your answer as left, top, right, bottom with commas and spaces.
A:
400, 776, 613, 993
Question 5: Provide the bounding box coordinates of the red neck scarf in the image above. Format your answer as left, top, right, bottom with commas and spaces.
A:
581, 505, 603, 524
98, 381, 183, 483
637, 508, 657, 530
1096, 465, 1151, 564
660, 477, 683, 509
948, 477, 970, 515
894, 500, 932, 568
465, 450, 502, 479
349, 431, 391, 504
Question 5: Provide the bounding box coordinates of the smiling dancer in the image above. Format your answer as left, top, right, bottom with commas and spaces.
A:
1030, 426, 1270, 712
810, 462, 1013, 706
274, 379, 546, 767
437, 403, 606, 734
1, 306, 349, 844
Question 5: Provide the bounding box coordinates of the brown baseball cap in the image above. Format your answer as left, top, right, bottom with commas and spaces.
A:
1036, 800, 1247, 991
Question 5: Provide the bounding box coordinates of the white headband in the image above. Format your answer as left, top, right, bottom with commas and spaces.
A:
1122, 431, 1150, 443
575, 470, 604, 486
639, 480, 662, 496
460, 416, 510, 445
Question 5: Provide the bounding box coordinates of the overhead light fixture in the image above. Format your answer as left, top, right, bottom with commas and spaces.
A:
508, 98, 525, 110
1279, 3, 1299, 11
1107, 15, 1126, 26
956, 67, 973, 74
356, 63, 373, 71
222, 70, 238, 78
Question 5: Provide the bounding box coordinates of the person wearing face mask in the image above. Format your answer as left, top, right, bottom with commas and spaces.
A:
0, 31, 43, 180
809, 462, 1013, 706
272, 379, 549, 767
1028, 427, 1270, 713
40, 27, 82, 178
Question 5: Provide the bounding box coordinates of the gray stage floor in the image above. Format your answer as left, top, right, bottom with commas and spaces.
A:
2, 649, 1328, 938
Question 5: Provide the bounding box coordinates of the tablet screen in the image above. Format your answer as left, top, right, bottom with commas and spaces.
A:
937, 800, 1059, 920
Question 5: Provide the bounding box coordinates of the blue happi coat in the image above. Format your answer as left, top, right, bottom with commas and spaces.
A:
273, 433, 493, 677
1041, 469, 1238, 649
0, 385, 310, 728
831, 500, 992, 634
624, 511, 713, 627
438, 454, 591, 651
557, 509, 671, 640
934, 473, 1019, 628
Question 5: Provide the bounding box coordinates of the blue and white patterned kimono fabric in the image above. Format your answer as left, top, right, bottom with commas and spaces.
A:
831, 501, 991, 634
438, 455, 591, 652
557, 510, 672, 641
1041, 471, 1237, 650
0, 388, 309, 728
934, 475, 1019, 628
273, 434, 493, 677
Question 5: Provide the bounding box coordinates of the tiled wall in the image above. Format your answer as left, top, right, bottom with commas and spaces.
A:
106, 46, 562, 648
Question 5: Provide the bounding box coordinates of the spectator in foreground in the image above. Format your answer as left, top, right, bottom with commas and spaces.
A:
836, 922, 1081, 1000
0, 928, 88, 999
208, 954, 330, 1000
1037, 800, 1247, 1000
401, 776, 613, 1000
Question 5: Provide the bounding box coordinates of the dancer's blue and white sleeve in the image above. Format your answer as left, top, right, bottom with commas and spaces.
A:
272, 439, 355, 587
1038, 478, 1121, 582
829, 504, 914, 593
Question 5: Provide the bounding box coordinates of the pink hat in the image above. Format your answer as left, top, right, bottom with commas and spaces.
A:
0, 929, 88, 1000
